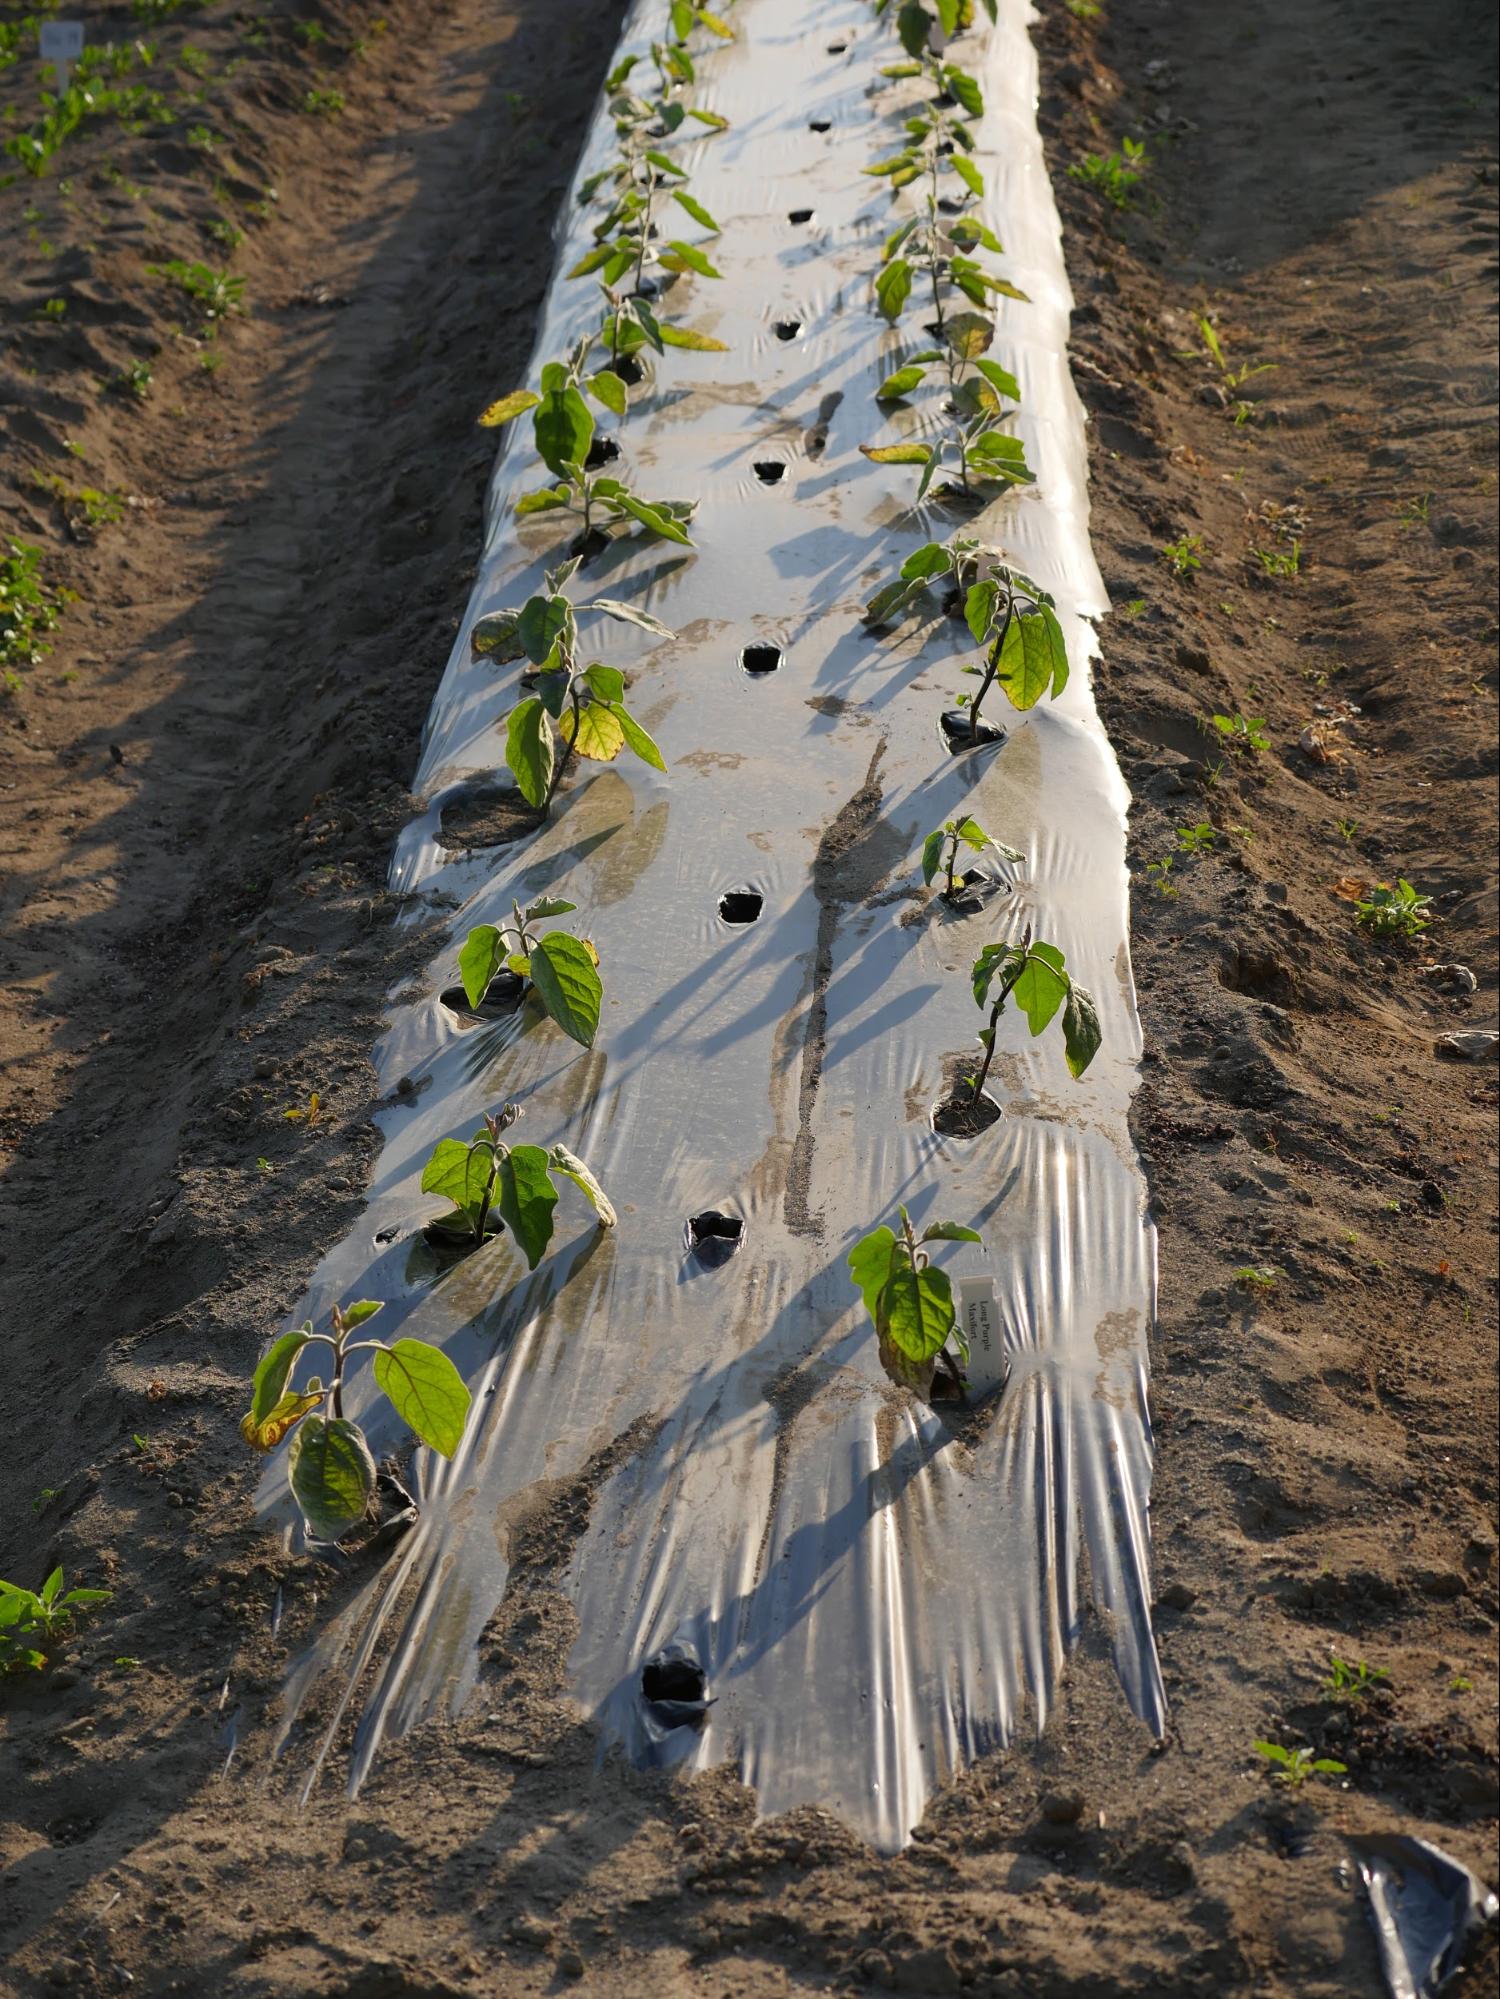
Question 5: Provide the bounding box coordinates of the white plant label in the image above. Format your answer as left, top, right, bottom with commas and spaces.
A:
955, 1274, 1007, 1396
40, 20, 84, 96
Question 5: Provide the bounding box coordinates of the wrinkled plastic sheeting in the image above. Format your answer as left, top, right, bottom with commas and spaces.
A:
1352, 1834, 1499, 1999
268, 0, 1167, 1851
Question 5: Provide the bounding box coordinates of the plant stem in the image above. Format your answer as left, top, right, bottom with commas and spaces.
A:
968, 592, 1012, 745
971, 997, 1001, 1101
544, 684, 582, 808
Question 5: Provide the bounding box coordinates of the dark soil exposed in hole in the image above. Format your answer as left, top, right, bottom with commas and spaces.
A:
809, 118, 831, 133
788, 208, 814, 224
752, 460, 786, 484
585, 435, 621, 470
741, 643, 783, 675
932, 1085, 1003, 1139
437, 786, 544, 850
686, 1211, 745, 1265
773, 318, 802, 340
718, 889, 763, 924
641, 1654, 707, 1706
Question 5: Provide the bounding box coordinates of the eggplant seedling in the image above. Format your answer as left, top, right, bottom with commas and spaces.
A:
0, 1569, 111, 1674
860, 66, 1031, 501
474, 559, 671, 812
953, 568, 1069, 744
921, 815, 1022, 900
875, 0, 998, 51
849, 1206, 982, 1396
420, 1101, 615, 1261
483, 361, 695, 548
240, 1299, 471, 1543
965, 927, 1101, 1101
457, 898, 602, 1046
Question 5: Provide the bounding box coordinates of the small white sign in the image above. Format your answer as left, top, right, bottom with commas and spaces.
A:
955, 1274, 1008, 1397
39, 21, 85, 61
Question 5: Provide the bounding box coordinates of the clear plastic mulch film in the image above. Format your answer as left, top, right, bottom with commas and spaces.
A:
264, 0, 1168, 1851
1350, 1835, 1500, 1999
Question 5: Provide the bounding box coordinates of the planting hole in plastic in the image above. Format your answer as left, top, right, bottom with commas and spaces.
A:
718, 889, 763, 924
753, 460, 786, 485
614, 353, 645, 386
788, 208, 814, 226
826, 39, 847, 53
439, 973, 524, 1022
740, 643, 783, 677
809, 118, 831, 133
640, 1641, 712, 1725
585, 435, 620, 471
772, 318, 802, 342
940, 708, 1007, 755
686, 1211, 745, 1266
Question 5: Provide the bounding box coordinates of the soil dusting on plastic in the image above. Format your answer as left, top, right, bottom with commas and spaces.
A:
1, 1, 1496, 1996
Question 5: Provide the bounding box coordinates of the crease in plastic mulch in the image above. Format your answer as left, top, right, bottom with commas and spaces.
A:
265, 0, 1168, 1852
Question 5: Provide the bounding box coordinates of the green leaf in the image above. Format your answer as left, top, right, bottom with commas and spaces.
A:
560, 699, 626, 762
529, 931, 603, 1047
458, 925, 506, 1010
420, 1136, 495, 1218
659, 240, 722, 279
1061, 983, 1102, 1078
945, 310, 994, 360
244, 1329, 310, 1442
973, 358, 1021, 403
524, 896, 576, 920
874, 257, 913, 323
965, 579, 999, 644
589, 369, 628, 417
505, 697, 553, 807
686, 106, 730, 131
493, 1144, 559, 1269
614, 702, 668, 772
583, 663, 626, 704
657, 322, 729, 351
515, 484, 571, 517
971, 939, 1019, 1008
901, 542, 953, 582
951, 218, 1005, 255
920, 1222, 983, 1244
478, 388, 540, 429
1011, 945, 1070, 1037
967, 429, 1035, 484
876, 364, 927, 400
860, 442, 933, 465
609, 490, 694, 546
534, 384, 594, 478
516, 594, 571, 667
671, 188, 720, 232
288, 1415, 376, 1541
342, 1300, 384, 1329
372, 1339, 472, 1459
585, 596, 675, 638
548, 1143, 617, 1227
920, 830, 945, 886
1038, 603, 1070, 698
943, 65, 984, 118
883, 1264, 955, 1363
566, 242, 615, 279
996, 609, 1056, 710
848, 1226, 897, 1328
470, 611, 524, 662
952, 154, 984, 200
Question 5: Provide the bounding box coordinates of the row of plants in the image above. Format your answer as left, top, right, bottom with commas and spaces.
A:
238, 0, 735, 1545
240, 0, 1104, 1544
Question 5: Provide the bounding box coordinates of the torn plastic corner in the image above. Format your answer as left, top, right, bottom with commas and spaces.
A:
1351, 1833, 1499, 1999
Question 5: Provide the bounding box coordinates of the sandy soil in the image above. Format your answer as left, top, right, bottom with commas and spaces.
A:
0, 1, 1495, 1995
